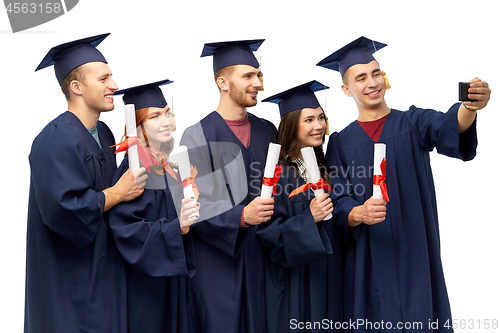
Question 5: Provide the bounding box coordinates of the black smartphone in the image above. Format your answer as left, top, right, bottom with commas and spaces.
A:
459, 82, 477, 102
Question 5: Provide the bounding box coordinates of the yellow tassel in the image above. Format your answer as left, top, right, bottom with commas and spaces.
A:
325, 114, 330, 135
382, 71, 391, 90
171, 111, 176, 132
191, 165, 198, 178
171, 83, 177, 131
259, 73, 264, 91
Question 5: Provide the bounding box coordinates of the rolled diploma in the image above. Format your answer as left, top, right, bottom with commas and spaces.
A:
175, 145, 198, 219
124, 104, 140, 173
372, 143, 386, 199
260, 143, 281, 199
300, 147, 332, 220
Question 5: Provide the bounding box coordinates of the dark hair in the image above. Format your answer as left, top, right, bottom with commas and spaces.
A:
60, 65, 86, 101
276, 108, 331, 187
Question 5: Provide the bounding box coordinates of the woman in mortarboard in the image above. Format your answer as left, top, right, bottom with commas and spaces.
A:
256, 81, 345, 332
108, 80, 199, 333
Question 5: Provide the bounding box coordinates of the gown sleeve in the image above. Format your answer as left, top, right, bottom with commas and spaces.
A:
405, 103, 477, 161
256, 166, 333, 268
180, 123, 246, 258
326, 132, 358, 239
29, 120, 106, 249
109, 159, 196, 278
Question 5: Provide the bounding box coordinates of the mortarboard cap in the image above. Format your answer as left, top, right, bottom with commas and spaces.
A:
35, 33, 110, 86
316, 36, 386, 77
114, 79, 173, 110
262, 80, 329, 117
201, 39, 264, 74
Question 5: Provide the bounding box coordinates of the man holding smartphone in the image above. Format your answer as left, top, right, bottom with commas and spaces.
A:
318, 36, 490, 332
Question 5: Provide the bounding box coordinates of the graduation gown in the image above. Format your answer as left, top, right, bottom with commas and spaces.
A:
108, 156, 196, 333
179, 111, 276, 333
326, 104, 477, 332
255, 163, 346, 332
25, 111, 127, 333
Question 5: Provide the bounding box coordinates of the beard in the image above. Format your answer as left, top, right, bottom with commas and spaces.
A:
229, 82, 258, 108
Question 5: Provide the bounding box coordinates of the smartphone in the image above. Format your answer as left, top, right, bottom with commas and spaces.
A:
459, 82, 477, 102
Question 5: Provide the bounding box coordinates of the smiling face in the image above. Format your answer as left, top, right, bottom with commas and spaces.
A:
140, 106, 174, 152
296, 107, 327, 149
225, 64, 262, 108
341, 60, 386, 112
78, 61, 118, 113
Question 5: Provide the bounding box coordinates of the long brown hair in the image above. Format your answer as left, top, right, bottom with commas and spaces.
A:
276, 108, 331, 187
123, 107, 178, 178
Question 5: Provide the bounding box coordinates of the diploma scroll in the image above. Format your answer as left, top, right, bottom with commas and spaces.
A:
373, 143, 389, 202
300, 147, 332, 220
260, 143, 282, 199
174, 145, 199, 219
124, 104, 140, 173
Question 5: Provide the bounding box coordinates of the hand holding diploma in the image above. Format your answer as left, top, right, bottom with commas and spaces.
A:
179, 196, 200, 234
288, 147, 332, 221
172, 145, 200, 220
102, 167, 147, 212
347, 143, 389, 227
261, 143, 281, 199
309, 192, 333, 223
373, 143, 389, 203
124, 104, 140, 173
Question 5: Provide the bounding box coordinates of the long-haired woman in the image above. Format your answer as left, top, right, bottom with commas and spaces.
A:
109, 80, 199, 333
256, 81, 344, 332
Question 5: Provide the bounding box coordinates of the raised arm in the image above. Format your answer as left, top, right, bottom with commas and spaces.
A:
458, 77, 491, 133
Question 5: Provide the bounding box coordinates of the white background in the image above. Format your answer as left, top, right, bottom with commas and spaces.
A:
1, 0, 498, 331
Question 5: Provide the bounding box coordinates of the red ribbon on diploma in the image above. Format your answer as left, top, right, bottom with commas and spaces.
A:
111, 136, 159, 173
182, 166, 200, 201
373, 158, 390, 202
288, 178, 332, 199
262, 164, 282, 195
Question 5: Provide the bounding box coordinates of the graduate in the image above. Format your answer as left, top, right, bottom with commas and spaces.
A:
179, 39, 276, 333
108, 80, 198, 333
256, 81, 345, 332
26, 34, 147, 333
317, 36, 491, 332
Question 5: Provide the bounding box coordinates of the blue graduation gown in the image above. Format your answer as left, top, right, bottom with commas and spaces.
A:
180, 111, 276, 333
326, 104, 477, 332
25, 111, 127, 333
108, 157, 196, 333
255, 163, 346, 332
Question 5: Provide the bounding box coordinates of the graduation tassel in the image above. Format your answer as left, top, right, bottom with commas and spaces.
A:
259, 53, 264, 91
382, 71, 391, 90
171, 82, 176, 132
324, 85, 330, 135
372, 39, 391, 90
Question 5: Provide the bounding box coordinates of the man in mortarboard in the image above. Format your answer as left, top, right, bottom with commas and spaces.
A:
318, 36, 491, 332
180, 39, 276, 333
26, 34, 147, 333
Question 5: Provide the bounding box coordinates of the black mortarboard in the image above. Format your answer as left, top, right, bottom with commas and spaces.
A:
316, 36, 386, 77
35, 33, 110, 86
262, 80, 329, 117
114, 79, 173, 110
201, 39, 264, 74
